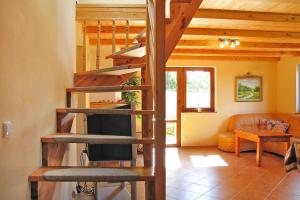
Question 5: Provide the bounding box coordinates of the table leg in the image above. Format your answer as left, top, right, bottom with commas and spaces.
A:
285, 139, 291, 154
256, 139, 263, 167
235, 135, 240, 157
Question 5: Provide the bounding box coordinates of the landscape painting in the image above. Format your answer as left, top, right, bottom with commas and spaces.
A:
235, 76, 262, 102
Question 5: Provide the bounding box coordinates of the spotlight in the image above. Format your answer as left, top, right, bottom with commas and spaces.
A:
235, 40, 240, 46
224, 39, 229, 46
230, 41, 236, 48
219, 41, 225, 48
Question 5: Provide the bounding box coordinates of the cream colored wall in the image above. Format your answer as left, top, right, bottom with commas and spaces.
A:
276, 57, 300, 113
87, 45, 122, 102
167, 59, 277, 146
0, 0, 76, 199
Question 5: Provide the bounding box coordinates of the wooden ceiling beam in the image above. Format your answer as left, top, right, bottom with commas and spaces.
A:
172, 49, 300, 57
169, 55, 280, 62
89, 38, 300, 50
165, 0, 204, 60
247, 0, 300, 3
184, 28, 300, 40
76, 4, 146, 20
177, 40, 300, 50
86, 25, 300, 41
195, 9, 300, 23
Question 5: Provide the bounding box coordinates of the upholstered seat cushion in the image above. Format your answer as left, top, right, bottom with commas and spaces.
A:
217, 132, 256, 153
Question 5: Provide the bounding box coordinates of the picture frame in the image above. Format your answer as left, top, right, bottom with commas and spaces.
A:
235, 75, 262, 102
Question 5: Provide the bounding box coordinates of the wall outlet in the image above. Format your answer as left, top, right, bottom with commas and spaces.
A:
2, 121, 12, 138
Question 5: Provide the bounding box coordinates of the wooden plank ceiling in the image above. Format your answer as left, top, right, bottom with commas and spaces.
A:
78, 0, 300, 61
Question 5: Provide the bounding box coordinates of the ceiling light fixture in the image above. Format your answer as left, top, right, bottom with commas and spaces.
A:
219, 41, 225, 48
224, 39, 229, 46
230, 41, 236, 48
218, 38, 240, 49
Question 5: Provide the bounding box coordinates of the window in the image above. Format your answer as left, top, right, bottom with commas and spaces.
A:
183, 68, 215, 112
166, 67, 215, 112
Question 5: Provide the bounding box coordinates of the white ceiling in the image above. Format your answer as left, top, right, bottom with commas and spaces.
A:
77, 0, 145, 4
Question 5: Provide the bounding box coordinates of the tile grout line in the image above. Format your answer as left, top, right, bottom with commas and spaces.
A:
263, 172, 289, 200
229, 169, 266, 200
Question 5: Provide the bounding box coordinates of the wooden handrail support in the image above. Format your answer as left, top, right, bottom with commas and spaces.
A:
146, 0, 167, 199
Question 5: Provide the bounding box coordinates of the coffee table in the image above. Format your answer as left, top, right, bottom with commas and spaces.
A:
235, 127, 292, 167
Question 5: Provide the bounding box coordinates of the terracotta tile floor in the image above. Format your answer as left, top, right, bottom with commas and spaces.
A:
79, 147, 300, 200
165, 147, 300, 200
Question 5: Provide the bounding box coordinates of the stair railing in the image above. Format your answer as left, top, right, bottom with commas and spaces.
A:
147, 0, 166, 199
81, 19, 133, 70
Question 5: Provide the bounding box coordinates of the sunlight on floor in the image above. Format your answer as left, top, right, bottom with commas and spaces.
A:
190, 155, 228, 168
166, 148, 181, 169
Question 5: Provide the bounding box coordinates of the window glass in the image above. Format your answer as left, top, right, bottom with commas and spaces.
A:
166, 71, 177, 120
186, 71, 211, 108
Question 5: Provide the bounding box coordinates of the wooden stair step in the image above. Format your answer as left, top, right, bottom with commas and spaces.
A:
57, 108, 154, 115
41, 134, 154, 144
29, 167, 154, 182
106, 43, 146, 59
75, 63, 146, 76
66, 85, 151, 93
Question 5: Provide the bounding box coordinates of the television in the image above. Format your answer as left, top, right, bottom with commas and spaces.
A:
86, 104, 134, 161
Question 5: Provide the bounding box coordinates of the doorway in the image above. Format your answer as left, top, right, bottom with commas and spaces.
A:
166, 70, 180, 146
165, 67, 215, 146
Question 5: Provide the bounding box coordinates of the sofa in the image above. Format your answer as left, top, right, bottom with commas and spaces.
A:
218, 113, 300, 156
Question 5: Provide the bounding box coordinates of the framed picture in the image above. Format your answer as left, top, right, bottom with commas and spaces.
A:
235, 75, 262, 102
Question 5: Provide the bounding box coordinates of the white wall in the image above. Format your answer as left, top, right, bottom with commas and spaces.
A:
167, 59, 278, 146
0, 0, 76, 199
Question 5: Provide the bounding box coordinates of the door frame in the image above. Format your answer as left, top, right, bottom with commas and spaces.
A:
165, 68, 183, 147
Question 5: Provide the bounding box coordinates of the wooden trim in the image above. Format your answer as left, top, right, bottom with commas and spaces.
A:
112, 20, 116, 53
195, 9, 300, 23
182, 108, 215, 112
165, 120, 177, 123
184, 28, 300, 39
125, 20, 129, 48
165, 68, 182, 147
66, 85, 151, 93
166, 144, 178, 147
170, 55, 280, 62
165, 0, 204, 59
76, 4, 146, 20
153, 0, 166, 199
96, 20, 101, 69
172, 49, 300, 57
82, 21, 86, 71
142, 8, 154, 192
183, 67, 215, 112
89, 38, 300, 51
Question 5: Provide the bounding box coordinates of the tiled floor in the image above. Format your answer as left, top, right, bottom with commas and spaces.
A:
165, 147, 300, 200
77, 147, 300, 200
